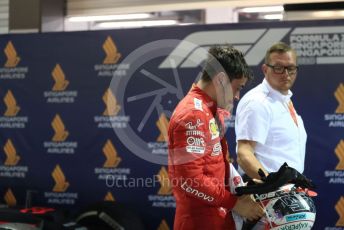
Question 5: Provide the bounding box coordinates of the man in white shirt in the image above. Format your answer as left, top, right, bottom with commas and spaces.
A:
235, 42, 307, 180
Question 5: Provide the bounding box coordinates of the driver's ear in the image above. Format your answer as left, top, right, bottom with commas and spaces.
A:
216, 72, 226, 86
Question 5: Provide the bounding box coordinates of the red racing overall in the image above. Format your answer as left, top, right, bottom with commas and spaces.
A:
168, 85, 238, 230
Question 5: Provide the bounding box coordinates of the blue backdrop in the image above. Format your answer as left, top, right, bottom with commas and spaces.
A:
0, 19, 343, 229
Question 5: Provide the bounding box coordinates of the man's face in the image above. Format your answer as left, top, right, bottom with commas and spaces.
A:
221, 75, 247, 112
262, 51, 298, 94
231, 77, 248, 101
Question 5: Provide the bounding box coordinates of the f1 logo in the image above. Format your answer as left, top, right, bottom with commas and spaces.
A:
159, 28, 291, 68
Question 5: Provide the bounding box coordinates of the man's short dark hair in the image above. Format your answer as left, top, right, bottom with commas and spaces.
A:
264, 42, 297, 64
201, 45, 253, 82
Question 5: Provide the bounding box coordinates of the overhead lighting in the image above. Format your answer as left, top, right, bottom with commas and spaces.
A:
97, 20, 178, 29
240, 6, 283, 13
311, 10, 344, 18
178, 22, 196, 26
263, 14, 283, 20
68, 13, 152, 22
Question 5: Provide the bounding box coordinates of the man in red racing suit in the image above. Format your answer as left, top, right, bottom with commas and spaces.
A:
168, 45, 264, 230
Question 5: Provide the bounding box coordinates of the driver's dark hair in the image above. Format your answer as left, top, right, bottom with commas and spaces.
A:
200, 45, 253, 82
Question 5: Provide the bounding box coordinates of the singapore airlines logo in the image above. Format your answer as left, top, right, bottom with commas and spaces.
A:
103, 36, 121, 64
157, 219, 170, 230
103, 89, 121, 116
157, 167, 172, 195
52, 64, 69, 91
103, 139, 121, 168
336, 196, 344, 226
104, 192, 115, 201
4, 188, 16, 206
335, 140, 344, 170
51, 114, 69, 142
3, 139, 20, 166
52, 164, 69, 192
3, 90, 20, 116
156, 113, 169, 142
4, 41, 20, 68
335, 83, 344, 113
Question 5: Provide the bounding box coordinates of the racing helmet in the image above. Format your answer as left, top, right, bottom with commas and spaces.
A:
255, 184, 316, 230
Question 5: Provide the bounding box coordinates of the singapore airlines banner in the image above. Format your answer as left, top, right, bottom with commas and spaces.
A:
0, 19, 343, 229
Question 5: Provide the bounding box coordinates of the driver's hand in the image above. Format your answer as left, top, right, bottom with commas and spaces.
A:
232, 195, 265, 221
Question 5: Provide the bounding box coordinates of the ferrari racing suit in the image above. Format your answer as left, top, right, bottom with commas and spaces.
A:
168, 85, 238, 230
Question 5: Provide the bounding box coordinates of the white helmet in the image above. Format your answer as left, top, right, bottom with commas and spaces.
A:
255, 184, 316, 230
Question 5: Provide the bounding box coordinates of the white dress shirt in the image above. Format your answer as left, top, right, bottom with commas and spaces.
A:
235, 78, 307, 173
